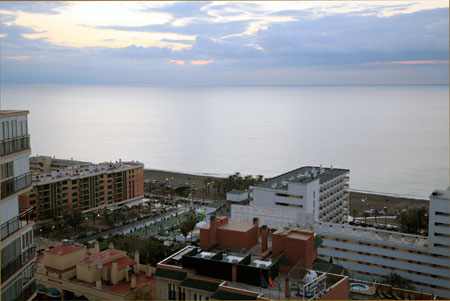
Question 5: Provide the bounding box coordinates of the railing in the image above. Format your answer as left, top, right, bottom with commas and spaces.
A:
1, 135, 30, 156
1, 172, 31, 199
15, 281, 36, 301
1, 207, 34, 240
1, 247, 35, 283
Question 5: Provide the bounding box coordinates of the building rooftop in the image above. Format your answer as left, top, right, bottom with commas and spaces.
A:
0, 110, 29, 116
215, 221, 256, 232
103, 257, 136, 270
46, 245, 85, 256
256, 166, 349, 190
31, 160, 144, 184
430, 187, 450, 200
314, 222, 428, 249
228, 189, 248, 195
78, 248, 126, 265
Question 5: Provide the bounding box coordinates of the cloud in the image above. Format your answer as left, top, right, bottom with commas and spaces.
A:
191, 60, 214, 66
4, 56, 30, 61
169, 59, 185, 65
362, 60, 449, 66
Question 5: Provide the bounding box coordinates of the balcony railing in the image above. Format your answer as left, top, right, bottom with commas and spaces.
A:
1, 246, 35, 283
1, 173, 31, 199
1, 207, 34, 240
15, 281, 36, 301
1, 135, 30, 156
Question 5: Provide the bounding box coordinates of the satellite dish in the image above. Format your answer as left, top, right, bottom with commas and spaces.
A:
97, 263, 103, 269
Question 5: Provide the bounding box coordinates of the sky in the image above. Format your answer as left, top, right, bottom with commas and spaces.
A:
0, 1, 448, 85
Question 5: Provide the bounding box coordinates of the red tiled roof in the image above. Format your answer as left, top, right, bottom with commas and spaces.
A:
103, 257, 136, 270
46, 245, 84, 256
78, 248, 125, 265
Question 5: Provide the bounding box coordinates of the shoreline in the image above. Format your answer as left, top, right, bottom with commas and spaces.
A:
144, 168, 430, 213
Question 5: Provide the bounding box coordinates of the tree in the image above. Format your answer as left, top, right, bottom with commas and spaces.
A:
180, 222, 191, 246
396, 207, 428, 235
382, 272, 414, 290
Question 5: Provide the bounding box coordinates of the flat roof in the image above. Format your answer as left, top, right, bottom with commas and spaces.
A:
218, 222, 255, 232
256, 166, 349, 189
0, 110, 29, 117
46, 245, 84, 256
228, 190, 248, 195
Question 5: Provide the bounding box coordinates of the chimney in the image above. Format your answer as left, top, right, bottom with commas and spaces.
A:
96, 279, 102, 289
210, 215, 218, 245
253, 217, 259, 226
57, 247, 63, 255
111, 260, 119, 284
131, 274, 136, 289
285, 277, 290, 298
261, 225, 269, 253
125, 267, 130, 282
232, 264, 237, 282
94, 241, 100, 252
109, 242, 114, 249
146, 265, 152, 277
134, 250, 140, 274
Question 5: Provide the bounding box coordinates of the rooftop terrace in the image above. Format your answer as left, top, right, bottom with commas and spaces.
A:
256, 166, 349, 190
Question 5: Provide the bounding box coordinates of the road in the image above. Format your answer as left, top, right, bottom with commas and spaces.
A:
76, 207, 189, 244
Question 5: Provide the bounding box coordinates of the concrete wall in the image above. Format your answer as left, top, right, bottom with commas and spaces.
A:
272, 229, 316, 268
317, 274, 349, 300
44, 248, 86, 271
217, 224, 258, 251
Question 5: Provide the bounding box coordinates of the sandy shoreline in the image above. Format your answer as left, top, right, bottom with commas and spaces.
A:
144, 168, 429, 213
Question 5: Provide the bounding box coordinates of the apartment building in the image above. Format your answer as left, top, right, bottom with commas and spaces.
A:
1, 110, 36, 301
35, 241, 156, 300
232, 166, 349, 228
19, 159, 144, 220
314, 187, 450, 299
29, 155, 91, 174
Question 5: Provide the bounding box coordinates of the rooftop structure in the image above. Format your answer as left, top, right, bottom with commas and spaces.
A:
35, 242, 156, 300
1, 110, 36, 301
226, 189, 249, 203
157, 217, 350, 300
19, 158, 144, 220
30, 155, 91, 174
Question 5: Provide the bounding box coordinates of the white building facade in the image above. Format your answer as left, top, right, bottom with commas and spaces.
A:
234, 166, 349, 225
314, 187, 450, 298
1, 110, 36, 301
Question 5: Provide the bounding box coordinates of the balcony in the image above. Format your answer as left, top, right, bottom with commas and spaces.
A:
16, 281, 36, 301
1, 173, 31, 199
1, 207, 34, 241
0, 135, 30, 156
1, 246, 35, 283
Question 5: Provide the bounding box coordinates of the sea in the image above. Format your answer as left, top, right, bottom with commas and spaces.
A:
1, 84, 448, 198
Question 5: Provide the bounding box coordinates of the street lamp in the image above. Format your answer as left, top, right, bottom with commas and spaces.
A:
384, 206, 388, 226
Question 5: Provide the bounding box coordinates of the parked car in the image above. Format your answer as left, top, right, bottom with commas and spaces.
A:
86, 231, 94, 236
114, 222, 123, 227
386, 224, 393, 230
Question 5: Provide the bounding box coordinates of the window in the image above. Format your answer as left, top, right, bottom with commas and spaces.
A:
2, 162, 14, 179
178, 287, 186, 300
435, 212, 450, 217
275, 193, 303, 199
275, 202, 303, 208
168, 283, 176, 300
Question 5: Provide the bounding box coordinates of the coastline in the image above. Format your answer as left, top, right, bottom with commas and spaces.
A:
144, 168, 429, 213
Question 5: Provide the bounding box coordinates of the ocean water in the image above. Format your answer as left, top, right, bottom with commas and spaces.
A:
2, 84, 448, 198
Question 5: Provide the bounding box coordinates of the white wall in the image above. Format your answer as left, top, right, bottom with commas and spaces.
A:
1, 196, 19, 224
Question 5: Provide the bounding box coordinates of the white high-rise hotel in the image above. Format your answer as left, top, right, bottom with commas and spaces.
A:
231, 166, 450, 298
1, 110, 36, 301
232, 166, 350, 228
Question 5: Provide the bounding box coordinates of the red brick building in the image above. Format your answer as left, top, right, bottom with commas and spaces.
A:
19, 159, 144, 220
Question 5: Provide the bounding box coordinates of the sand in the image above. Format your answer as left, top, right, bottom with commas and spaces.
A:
144, 169, 430, 213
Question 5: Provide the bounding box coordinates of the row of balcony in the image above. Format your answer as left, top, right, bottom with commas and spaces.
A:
1, 246, 35, 284
1, 207, 35, 240
1, 172, 31, 200
1, 135, 30, 156
15, 281, 36, 301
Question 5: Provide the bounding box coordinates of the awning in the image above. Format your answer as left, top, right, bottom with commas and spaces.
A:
46, 288, 61, 297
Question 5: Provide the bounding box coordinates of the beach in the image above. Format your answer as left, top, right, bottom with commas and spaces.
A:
144, 169, 430, 213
